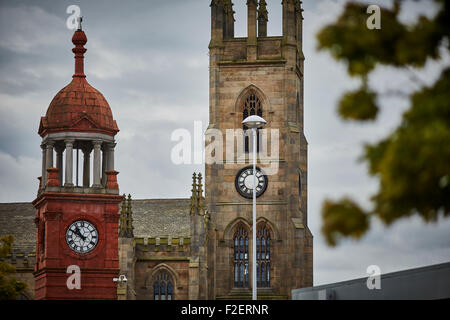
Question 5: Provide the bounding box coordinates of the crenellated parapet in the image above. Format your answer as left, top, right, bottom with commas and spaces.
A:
209, 0, 304, 64
1, 251, 36, 270
1, 250, 36, 299
134, 237, 191, 253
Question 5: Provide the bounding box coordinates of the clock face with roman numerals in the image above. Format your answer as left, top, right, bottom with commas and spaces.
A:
66, 220, 98, 254
235, 166, 268, 199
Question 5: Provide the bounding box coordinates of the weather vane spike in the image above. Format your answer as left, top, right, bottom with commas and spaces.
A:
77, 16, 83, 31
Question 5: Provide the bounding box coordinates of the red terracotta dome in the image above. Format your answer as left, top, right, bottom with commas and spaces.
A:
38, 29, 118, 137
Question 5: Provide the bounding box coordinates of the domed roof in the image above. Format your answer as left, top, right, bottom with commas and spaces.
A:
38, 28, 118, 137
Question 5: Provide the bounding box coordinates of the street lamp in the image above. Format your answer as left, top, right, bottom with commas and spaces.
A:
242, 114, 267, 300
113, 274, 128, 283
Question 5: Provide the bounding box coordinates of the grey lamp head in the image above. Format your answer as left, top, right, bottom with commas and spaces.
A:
242, 115, 267, 129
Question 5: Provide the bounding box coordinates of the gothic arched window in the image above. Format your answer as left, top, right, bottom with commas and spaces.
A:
233, 224, 249, 288
243, 92, 263, 153
257, 225, 271, 287
153, 270, 174, 300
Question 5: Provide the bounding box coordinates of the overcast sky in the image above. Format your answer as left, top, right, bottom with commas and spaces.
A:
0, 0, 449, 286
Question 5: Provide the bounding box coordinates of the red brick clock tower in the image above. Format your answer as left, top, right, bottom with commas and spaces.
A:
33, 25, 122, 300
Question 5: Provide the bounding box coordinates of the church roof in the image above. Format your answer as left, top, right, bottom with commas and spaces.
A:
0, 202, 36, 254
132, 199, 191, 238
0, 199, 190, 253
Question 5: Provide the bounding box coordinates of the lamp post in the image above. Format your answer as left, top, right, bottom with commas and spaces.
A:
242, 115, 267, 300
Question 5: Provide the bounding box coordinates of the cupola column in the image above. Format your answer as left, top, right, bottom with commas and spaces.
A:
101, 148, 107, 186
55, 146, 64, 186
41, 144, 47, 188
64, 139, 75, 187
45, 141, 54, 171
92, 140, 102, 188
82, 147, 91, 187
107, 143, 116, 171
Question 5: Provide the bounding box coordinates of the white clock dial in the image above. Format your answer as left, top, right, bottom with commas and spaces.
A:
66, 220, 98, 254
235, 166, 268, 199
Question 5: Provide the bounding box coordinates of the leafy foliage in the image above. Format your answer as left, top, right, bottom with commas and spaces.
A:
0, 235, 27, 300
338, 86, 378, 120
317, 0, 450, 246
321, 198, 369, 246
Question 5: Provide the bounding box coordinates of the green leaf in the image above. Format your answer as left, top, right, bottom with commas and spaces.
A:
338, 87, 378, 121
321, 198, 370, 246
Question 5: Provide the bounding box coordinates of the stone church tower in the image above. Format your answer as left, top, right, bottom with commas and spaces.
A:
202, 0, 313, 299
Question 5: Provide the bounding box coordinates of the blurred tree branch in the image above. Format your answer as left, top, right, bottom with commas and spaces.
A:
317, 0, 450, 246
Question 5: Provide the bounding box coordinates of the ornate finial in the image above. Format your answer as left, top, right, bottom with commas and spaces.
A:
224, 0, 235, 16
119, 194, 134, 238
197, 173, 205, 213
121, 194, 127, 213
294, 0, 303, 14
77, 16, 83, 31
210, 0, 223, 7
190, 172, 206, 216
72, 22, 87, 78
282, 0, 295, 5
119, 194, 127, 237
197, 173, 202, 194
127, 194, 134, 236
258, 0, 268, 22
190, 173, 198, 215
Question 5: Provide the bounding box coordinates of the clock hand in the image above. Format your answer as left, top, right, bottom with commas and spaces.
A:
74, 227, 86, 241
79, 230, 86, 241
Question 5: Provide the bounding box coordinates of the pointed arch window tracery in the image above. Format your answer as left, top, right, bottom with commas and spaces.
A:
242, 92, 263, 153
233, 224, 249, 288
257, 224, 271, 287
153, 270, 174, 300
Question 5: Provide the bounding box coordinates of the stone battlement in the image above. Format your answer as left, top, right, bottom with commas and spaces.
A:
134, 237, 190, 253
1, 251, 36, 269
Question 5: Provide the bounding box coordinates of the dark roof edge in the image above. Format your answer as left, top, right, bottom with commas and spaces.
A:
0, 202, 33, 205
0, 198, 191, 205
302, 261, 450, 291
